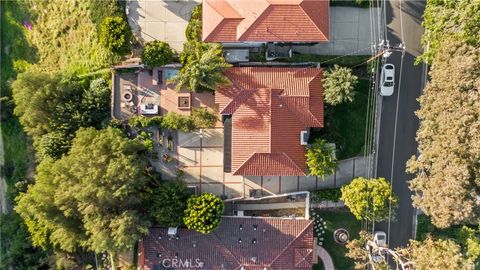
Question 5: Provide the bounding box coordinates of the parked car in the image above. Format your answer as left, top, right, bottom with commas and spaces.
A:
374, 231, 387, 247
380, 63, 395, 96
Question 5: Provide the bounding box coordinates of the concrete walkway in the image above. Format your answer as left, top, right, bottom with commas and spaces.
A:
313, 238, 334, 270
292, 7, 379, 55
126, 0, 200, 51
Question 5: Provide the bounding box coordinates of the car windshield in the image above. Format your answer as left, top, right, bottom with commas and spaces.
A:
384, 82, 394, 87
377, 235, 385, 240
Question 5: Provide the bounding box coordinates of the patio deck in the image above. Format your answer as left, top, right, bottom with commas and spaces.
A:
112, 66, 217, 120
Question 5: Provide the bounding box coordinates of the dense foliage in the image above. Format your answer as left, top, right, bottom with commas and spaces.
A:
341, 177, 398, 222
150, 181, 191, 227
312, 187, 342, 203
0, 212, 50, 269
398, 237, 474, 270
183, 193, 224, 234
190, 107, 218, 129
15, 128, 150, 258
322, 65, 358, 106
141, 41, 174, 67
419, 0, 480, 64
185, 4, 203, 42
100, 16, 132, 55
171, 43, 231, 92
12, 72, 111, 160
306, 138, 337, 178
406, 40, 480, 228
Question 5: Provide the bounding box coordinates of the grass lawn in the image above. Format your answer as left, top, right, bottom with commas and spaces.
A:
312, 209, 361, 270
25, 0, 124, 75
310, 79, 371, 159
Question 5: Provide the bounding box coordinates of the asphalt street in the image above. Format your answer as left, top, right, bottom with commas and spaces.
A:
374, 0, 426, 249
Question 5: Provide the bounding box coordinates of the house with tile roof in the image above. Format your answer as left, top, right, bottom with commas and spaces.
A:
139, 217, 314, 270
216, 66, 324, 176
202, 0, 330, 43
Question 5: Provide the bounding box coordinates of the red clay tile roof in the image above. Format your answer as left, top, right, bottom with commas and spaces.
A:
139, 217, 314, 270
215, 67, 324, 176
203, 0, 329, 42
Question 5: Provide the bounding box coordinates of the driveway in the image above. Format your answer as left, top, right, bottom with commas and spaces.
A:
292, 7, 379, 55
126, 0, 200, 51
173, 129, 368, 198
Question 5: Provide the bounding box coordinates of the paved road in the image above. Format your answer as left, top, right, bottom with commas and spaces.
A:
374, 0, 426, 249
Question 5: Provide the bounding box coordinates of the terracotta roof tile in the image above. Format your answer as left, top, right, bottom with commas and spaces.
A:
139, 217, 314, 270
203, 0, 329, 42
215, 67, 324, 176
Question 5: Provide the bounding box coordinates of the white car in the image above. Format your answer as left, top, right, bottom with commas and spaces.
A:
380, 64, 395, 96
374, 231, 387, 247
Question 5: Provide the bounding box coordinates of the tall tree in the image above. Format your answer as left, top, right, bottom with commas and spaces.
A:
341, 177, 398, 222
170, 43, 231, 92
306, 138, 337, 178
149, 181, 190, 227
15, 128, 150, 261
183, 193, 224, 234
397, 237, 474, 270
406, 40, 480, 228
420, 0, 480, 64
322, 64, 358, 106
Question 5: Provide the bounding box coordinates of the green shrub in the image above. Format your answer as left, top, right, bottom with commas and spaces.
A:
150, 181, 190, 227
100, 16, 132, 55
183, 193, 224, 234
162, 112, 195, 132
185, 5, 202, 42
312, 188, 341, 203
35, 131, 72, 161
141, 41, 174, 67
191, 108, 217, 129
322, 65, 358, 106
306, 138, 337, 178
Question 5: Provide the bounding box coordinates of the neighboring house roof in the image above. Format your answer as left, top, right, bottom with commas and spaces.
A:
139, 217, 314, 270
215, 67, 324, 176
202, 0, 329, 42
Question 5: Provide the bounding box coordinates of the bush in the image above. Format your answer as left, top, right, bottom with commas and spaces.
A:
100, 16, 132, 55
35, 131, 72, 161
150, 181, 190, 227
312, 188, 341, 203
185, 5, 202, 42
341, 177, 398, 222
306, 138, 337, 178
183, 193, 224, 234
141, 41, 174, 67
322, 65, 358, 106
191, 108, 217, 129
162, 112, 195, 132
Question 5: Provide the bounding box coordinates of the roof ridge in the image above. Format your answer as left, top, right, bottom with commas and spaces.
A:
300, 1, 328, 40
231, 152, 258, 175
236, 2, 271, 40
280, 152, 305, 174
220, 89, 255, 114
269, 220, 314, 267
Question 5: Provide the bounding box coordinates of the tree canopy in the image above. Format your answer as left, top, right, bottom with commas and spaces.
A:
149, 181, 190, 227
398, 237, 474, 270
306, 138, 337, 178
406, 40, 480, 228
341, 177, 398, 222
15, 128, 150, 254
171, 42, 231, 92
322, 65, 358, 106
183, 193, 224, 234
141, 41, 174, 67
99, 16, 132, 55
12, 71, 111, 160
420, 0, 480, 64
